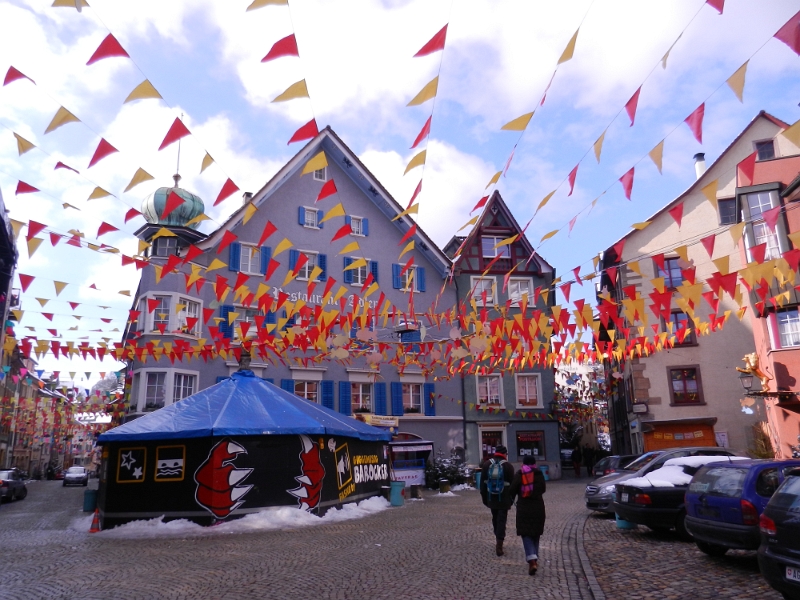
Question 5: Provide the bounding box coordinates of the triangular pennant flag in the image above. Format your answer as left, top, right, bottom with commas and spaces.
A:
15, 181, 39, 195
213, 178, 240, 206
158, 118, 191, 151
535, 190, 556, 214
684, 103, 705, 144
287, 119, 318, 144
246, 0, 288, 10
87, 187, 111, 201
413, 24, 448, 57
700, 234, 715, 258
257, 221, 278, 246
87, 138, 118, 168
593, 130, 605, 163
625, 87, 641, 127
737, 152, 757, 186
243, 202, 258, 225
320, 203, 345, 223
44, 107, 79, 134
86, 34, 130, 65
501, 112, 534, 131
26, 221, 46, 240
124, 208, 143, 223
619, 167, 635, 200
272, 79, 309, 102
774, 9, 800, 56
13, 133, 35, 155
124, 80, 162, 103
557, 28, 580, 64
3, 66, 34, 86
729, 221, 745, 245
404, 150, 426, 175
726, 61, 748, 102
301, 151, 328, 176
338, 241, 360, 255
540, 230, 559, 243
411, 116, 432, 149
661, 34, 682, 69
407, 76, 439, 106
706, 0, 724, 14
762, 205, 782, 233
273, 238, 293, 257
567, 164, 578, 196
54, 161, 78, 173
200, 152, 214, 173
331, 224, 353, 243
18, 274, 35, 292
54, 281, 68, 296
631, 221, 651, 230
161, 191, 185, 220
701, 179, 719, 210
97, 222, 118, 237
649, 140, 664, 174
485, 171, 502, 189
262, 33, 299, 62
316, 179, 337, 202
123, 168, 154, 193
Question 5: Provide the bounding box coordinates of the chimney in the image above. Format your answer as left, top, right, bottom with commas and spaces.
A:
693, 153, 706, 180
242, 192, 253, 205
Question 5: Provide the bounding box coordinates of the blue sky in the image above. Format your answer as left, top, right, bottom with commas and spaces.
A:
0, 0, 799, 386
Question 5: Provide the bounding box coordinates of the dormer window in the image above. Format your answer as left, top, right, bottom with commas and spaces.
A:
153, 237, 178, 257
481, 236, 510, 258
755, 140, 775, 161
313, 167, 327, 182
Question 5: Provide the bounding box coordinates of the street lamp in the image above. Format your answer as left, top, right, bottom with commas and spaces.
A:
738, 372, 754, 393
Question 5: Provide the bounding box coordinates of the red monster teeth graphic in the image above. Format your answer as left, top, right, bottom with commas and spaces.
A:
194, 440, 253, 520
288, 435, 325, 512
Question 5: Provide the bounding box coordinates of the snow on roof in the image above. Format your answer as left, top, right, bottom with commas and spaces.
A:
624, 456, 748, 488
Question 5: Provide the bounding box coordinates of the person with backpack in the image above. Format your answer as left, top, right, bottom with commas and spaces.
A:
509, 455, 546, 575
571, 445, 582, 478
480, 445, 515, 557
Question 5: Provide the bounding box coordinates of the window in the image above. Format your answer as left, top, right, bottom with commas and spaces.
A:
153, 237, 177, 258
152, 296, 171, 331
234, 307, 262, 338
352, 383, 372, 413
668, 311, 696, 346
477, 375, 502, 406
668, 366, 704, 405
481, 236, 510, 258
516, 431, 545, 460
471, 277, 495, 305
718, 198, 736, 225
351, 258, 369, 285
403, 266, 420, 292
350, 216, 364, 236
304, 208, 318, 229
295, 381, 318, 403
755, 140, 775, 161
516, 374, 540, 407
745, 191, 781, 261
509, 278, 532, 306
177, 298, 200, 335
145, 372, 166, 410
755, 468, 780, 497
240, 245, 261, 274
656, 258, 683, 288
313, 167, 327, 182
402, 383, 422, 413
298, 252, 317, 281
173, 373, 196, 402
777, 309, 800, 348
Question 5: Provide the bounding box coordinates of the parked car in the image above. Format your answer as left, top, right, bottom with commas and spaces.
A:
53, 469, 65, 480
0, 468, 28, 501
585, 447, 738, 514
684, 459, 800, 556
63, 466, 89, 487
758, 467, 800, 599
614, 456, 749, 539
592, 454, 641, 478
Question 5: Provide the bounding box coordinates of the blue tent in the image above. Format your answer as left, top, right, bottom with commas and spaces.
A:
98, 370, 391, 442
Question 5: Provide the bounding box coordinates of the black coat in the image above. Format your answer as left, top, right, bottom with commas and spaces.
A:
508, 467, 546, 537
480, 458, 515, 509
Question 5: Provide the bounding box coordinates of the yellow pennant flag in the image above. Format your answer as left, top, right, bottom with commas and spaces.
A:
52, 0, 89, 6
123, 80, 162, 104
674, 245, 689, 262
628, 260, 641, 275
11, 310, 23, 322
53, 281, 68, 296
36, 298, 49, 307
13, 133, 35, 155
273, 238, 294, 257
535, 190, 556, 214
399, 240, 415, 260
726, 61, 748, 103
206, 258, 228, 273
243, 202, 258, 225
27, 238, 43, 258
152, 227, 177, 239
123, 168, 154, 193
631, 221, 651, 230
44, 106, 80, 134
648, 140, 664, 174
282, 270, 299, 286
494, 235, 518, 248
87, 187, 112, 201
593, 130, 606, 163
404, 150, 426, 175
729, 221, 745, 245
713, 256, 730, 276
338, 241, 360, 255
661, 33, 682, 69
138, 240, 151, 254
501, 112, 534, 131
320, 202, 345, 223
701, 179, 718, 210
272, 79, 309, 103
247, 0, 287, 10
9, 220, 24, 240
392, 203, 419, 221
407, 76, 439, 106
558, 28, 580, 64
781, 118, 800, 148
186, 213, 210, 227
788, 231, 800, 249
200, 152, 214, 173
458, 216, 479, 231
540, 229, 559, 243
485, 171, 502, 189
301, 150, 328, 175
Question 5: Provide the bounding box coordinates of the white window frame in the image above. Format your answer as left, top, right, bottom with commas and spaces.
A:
132, 368, 200, 413
136, 292, 204, 338
350, 216, 365, 237
297, 251, 318, 281
144, 372, 166, 411
152, 295, 171, 332
742, 190, 786, 262
402, 383, 422, 413
777, 309, 800, 348
313, 167, 327, 182
177, 297, 201, 336
303, 206, 319, 229
481, 236, 510, 259
239, 244, 261, 275
351, 257, 370, 286
402, 266, 420, 292
476, 374, 503, 406
470, 276, 495, 306
514, 373, 542, 409
295, 380, 319, 403
153, 237, 178, 258
173, 372, 196, 403
232, 306, 263, 339
508, 277, 533, 307
351, 382, 372, 413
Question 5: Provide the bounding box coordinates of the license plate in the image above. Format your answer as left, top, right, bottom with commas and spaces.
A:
621, 493, 629, 503
787, 567, 800, 583
697, 506, 720, 518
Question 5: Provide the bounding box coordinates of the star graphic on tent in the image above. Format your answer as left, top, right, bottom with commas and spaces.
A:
121, 451, 136, 470
132, 466, 143, 479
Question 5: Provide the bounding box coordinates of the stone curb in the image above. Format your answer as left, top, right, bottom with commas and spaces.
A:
576, 513, 606, 600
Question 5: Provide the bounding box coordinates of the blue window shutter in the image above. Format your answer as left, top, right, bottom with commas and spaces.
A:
280, 379, 295, 393
343, 257, 353, 284
392, 264, 402, 289
363, 218, 369, 236
318, 254, 327, 281
338, 381, 351, 415
264, 378, 274, 384
229, 242, 241, 272
321, 380, 334, 409
298, 206, 305, 226
370, 260, 379, 284
374, 382, 387, 415
318, 210, 324, 229
260, 246, 271, 275
424, 383, 435, 416
266, 311, 276, 325
417, 267, 426, 292
391, 382, 404, 416
345, 215, 351, 227
216, 376, 228, 384
289, 249, 299, 271
219, 305, 234, 339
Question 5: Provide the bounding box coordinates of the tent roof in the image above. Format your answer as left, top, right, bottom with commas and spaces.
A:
98, 371, 392, 442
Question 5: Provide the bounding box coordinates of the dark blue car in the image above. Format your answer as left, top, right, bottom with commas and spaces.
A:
684, 459, 800, 556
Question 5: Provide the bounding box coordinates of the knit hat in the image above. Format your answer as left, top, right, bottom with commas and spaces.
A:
494, 445, 508, 457
523, 455, 537, 466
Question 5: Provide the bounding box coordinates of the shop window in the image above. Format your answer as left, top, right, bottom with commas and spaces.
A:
668, 366, 704, 405
516, 431, 545, 461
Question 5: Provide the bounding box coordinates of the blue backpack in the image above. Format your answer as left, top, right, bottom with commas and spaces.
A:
486, 459, 507, 499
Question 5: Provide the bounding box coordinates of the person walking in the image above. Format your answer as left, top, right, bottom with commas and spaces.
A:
480, 445, 515, 557
509, 455, 546, 575
571, 445, 582, 478
583, 445, 596, 478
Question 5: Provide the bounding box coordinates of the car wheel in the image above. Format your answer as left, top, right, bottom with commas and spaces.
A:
675, 510, 692, 541
17, 487, 27, 500
695, 540, 727, 557
62, 481, 66, 487
82, 481, 87, 487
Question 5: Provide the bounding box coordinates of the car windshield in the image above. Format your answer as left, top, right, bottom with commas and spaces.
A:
770, 475, 800, 511
688, 466, 748, 497
67, 467, 84, 474
621, 451, 662, 471
0, 470, 14, 478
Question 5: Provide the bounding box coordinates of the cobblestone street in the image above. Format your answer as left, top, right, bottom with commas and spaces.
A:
0, 478, 781, 599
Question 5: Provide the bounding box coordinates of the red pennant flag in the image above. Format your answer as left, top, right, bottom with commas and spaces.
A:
737, 151, 757, 186
316, 179, 337, 202
87, 138, 118, 168
214, 178, 240, 206
567, 164, 579, 196
161, 191, 185, 220
612, 239, 625, 261
217, 230, 238, 254
49, 232, 61, 246
18, 274, 34, 292
147, 298, 160, 313
97, 222, 118, 237
684, 103, 705, 144
257, 221, 278, 246
503, 145, 516, 177
26, 221, 46, 240
3, 66, 34, 86
775, 9, 800, 56
762, 205, 782, 233
42, 313, 54, 321
202, 307, 215, 324
750, 243, 767, 264
15, 181, 39, 195
700, 234, 715, 258
561, 282, 572, 303
413, 24, 448, 57
292, 253, 309, 276
407, 180, 422, 209
265, 258, 280, 280
86, 34, 130, 65
331, 224, 353, 243
158, 117, 191, 151
124, 208, 143, 223
625, 87, 641, 126
619, 167, 635, 200
399, 224, 417, 246
668, 203, 684, 228
706, 0, 724, 13
410, 116, 432, 149
183, 244, 203, 263
606, 267, 617, 286
471, 195, 489, 213
54, 161, 78, 173
287, 119, 319, 144
573, 266, 582, 285
261, 33, 299, 62
568, 215, 578, 235
233, 272, 249, 290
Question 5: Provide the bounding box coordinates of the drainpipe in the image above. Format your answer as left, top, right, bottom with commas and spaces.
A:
453, 275, 469, 464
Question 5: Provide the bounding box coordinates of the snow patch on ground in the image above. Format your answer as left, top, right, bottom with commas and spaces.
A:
432, 491, 457, 497
451, 484, 474, 491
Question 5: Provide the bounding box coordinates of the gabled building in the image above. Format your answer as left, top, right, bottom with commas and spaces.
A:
596, 111, 797, 454
123, 127, 464, 455
443, 191, 558, 470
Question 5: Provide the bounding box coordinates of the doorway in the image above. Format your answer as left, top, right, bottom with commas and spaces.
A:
481, 429, 506, 462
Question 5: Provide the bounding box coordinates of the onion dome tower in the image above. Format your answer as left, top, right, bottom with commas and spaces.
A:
141, 174, 205, 230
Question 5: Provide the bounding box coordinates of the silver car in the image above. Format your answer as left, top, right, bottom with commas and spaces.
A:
584, 447, 738, 513
63, 466, 89, 487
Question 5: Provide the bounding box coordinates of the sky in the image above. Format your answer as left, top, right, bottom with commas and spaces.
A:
0, 0, 798, 388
